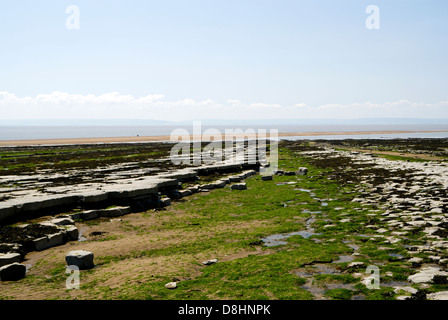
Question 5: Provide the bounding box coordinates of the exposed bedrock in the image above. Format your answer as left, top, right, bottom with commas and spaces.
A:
0, 161, 261, 224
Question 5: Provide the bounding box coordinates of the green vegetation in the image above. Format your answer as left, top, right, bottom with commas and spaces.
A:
0, 143, 175, 175
2, 140, 443, 300
377, 154, 428, 162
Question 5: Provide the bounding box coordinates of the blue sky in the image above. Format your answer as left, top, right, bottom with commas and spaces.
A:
0, 0, 447, 120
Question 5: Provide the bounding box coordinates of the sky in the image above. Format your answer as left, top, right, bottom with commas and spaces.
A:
0, 0, 447, 121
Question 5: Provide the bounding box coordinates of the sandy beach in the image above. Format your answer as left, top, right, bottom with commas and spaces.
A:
0, 130, 447, 147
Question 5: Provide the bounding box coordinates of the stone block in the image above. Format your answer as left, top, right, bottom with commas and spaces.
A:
231, 183, 247, 190
60, 225, 79, 241
100, 206, 131, 218
0, 253, 21, 268
65, 250, 94, 270
213, 180, 227, 188
0, 243, 23, 257
33, 232, 65, 251
68, 212, 83, 221
159, 197, 171, 207
82, 210, 100, 220
50, 217, 75, 226
177, 190, 192, 198
202, 259, 218, 266
228, 176, 239, 183
165, 282, 177, 289
0, 263, 26, 281
187, 185, 199, 193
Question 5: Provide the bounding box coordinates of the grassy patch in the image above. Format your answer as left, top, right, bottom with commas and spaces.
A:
324, 288, 355, 300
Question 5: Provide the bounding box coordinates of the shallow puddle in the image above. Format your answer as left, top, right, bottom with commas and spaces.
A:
261, 230, 322, 246
295, 230, 321, 239
332, 255, 354, 263
380, 281, 409, 287
301, 281, 358, 300
302, 209, 322, 214
261, 234, 289, 247
388, 253, 405, 259
262, 211, 322, 246
276, 182, 297, 186
312, 264, 341, 275
306, 217, 316, 225
293, 263, 361, 300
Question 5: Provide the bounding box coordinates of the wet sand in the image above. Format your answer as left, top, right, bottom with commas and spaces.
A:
0, 130, 447, 147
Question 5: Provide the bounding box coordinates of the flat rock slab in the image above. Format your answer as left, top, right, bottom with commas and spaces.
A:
202, 259, 219, 266
177, 190, 192, 198
231, 183, 247, 190
165, 282, 177, 289
68, 212, 83, 220
99, 206, 132, 218
50, 217, 75, 226
214, 180, 227, 188
200, 181, 227, 189
0, 243, 23, 256
428, 291, 448, 300
0, 159, 259, 224
66, 250, 94, 270
408, 267, 448, 284
244, 170, 257, 177
159, 197, 171, 207
393, 286, 418, 295
0, 253, 21, 268
229, 176, 243, 182
33, 232, 65, 251
187, 186, 199, 194
60, 225, 79, 241
81, 210, 100, 221
0, 263, 26, 281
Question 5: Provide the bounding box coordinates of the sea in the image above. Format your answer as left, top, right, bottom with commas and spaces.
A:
1, 124, 448, 141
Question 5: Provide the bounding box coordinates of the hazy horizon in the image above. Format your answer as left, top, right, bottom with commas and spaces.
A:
1, 118, 448, 127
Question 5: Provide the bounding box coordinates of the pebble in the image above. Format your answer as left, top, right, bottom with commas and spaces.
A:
165, 282, 177, 289
202, 259, 219, 266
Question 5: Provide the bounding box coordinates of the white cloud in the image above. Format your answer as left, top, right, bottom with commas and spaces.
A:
0, 91, 447, 121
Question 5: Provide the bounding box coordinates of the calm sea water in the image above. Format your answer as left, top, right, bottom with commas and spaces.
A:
0, 124, 448, 141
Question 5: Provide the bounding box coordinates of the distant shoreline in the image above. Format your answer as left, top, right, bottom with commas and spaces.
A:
0, 130, 447, 147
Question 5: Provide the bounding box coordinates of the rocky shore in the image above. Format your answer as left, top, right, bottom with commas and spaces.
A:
0, 141, 262, 282
1, 138, 448, 300
291, 139, 448, 299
